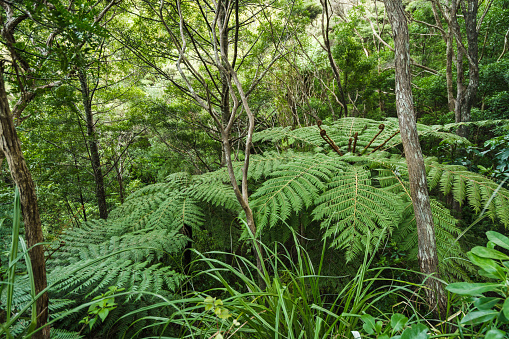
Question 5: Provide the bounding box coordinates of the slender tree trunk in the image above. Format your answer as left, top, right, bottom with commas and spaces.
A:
0, 65, 49, 339
455, 47, 466, 126
458, 0, 479, 138
114, 158, 124, 204
78, 69, 108, 219
320, 0, 348, 117
446, 33, 456, 112
384, 0, 447, 315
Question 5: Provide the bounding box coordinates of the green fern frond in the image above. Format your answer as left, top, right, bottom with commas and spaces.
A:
440, 119, 509, 131
314, 165, 403, 261
189, 182, 240, 211
426, 160, 509, 226
247, 151, 304, 181
252, 125, 323, 147
396, 199, 473, 280
49, 328, 84, 339
250, 153, 345, 231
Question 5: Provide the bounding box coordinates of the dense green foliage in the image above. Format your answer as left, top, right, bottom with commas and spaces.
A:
1, 0, 509, 337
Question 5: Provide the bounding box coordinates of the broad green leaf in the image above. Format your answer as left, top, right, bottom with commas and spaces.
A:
98, 308, 109, 322
379, 335, 390, 339
487, 231, 509, 251
503, 298, 509, 319
485, 329, 505, 339
218, 308, 230, 320
460, 310, 498, 325
400, 323, 428, 339
391, 313, 408, 333
446, 282, 500, 295
467, 252, 505, 277
471, 246, 509, 261
473, 297, 501, 310
89, 317, 97, 330
361, 314, 376, 335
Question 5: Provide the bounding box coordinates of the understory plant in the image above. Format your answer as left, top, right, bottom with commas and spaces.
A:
447, 230, 509, 338
116, 228, 433, 339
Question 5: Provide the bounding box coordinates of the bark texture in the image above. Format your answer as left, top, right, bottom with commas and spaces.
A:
78, 69, 108, 219
384, 0, 447, 315
0, 65, 49, 338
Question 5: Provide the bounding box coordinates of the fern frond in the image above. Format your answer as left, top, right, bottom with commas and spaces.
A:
252, 125, 324, 147
314, 165, 403, 261
250, 153, 345, 231
49, 328, 84, 339
396, 199, 473, 280
189, 182, 240, 211
426, 160, 509, 226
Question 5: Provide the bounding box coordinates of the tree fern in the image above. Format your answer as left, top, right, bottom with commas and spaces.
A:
395, 199, 474, 280
252, 117, 464, 155
313, 165, 404, 261
250, 153, 345, 231
426, 159, 509, 226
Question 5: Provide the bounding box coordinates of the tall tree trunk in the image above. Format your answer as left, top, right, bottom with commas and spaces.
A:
78, 69, 108, 219
0, 65, 49, 339
384, 0, 447, 315
320, 0, 348, 117
446, 33, 456, 112
458, 0, 479, 138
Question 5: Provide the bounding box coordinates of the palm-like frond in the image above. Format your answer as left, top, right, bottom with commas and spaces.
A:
250, 153, 345, 231
396, 199, 474, 280
313, 165, 403, 261
426, 160, 509, 226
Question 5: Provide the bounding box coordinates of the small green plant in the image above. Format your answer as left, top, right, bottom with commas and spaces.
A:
202, 296, 240, 339
80, 286, 125, 331
203, 296, 232, 320
447, 230, 509, 337
0, 187, 38, 339
359, 313, 429, 339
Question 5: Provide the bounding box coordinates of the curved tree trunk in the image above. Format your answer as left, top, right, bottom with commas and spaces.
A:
0, 65, 49, 339
384, 0, 447, 316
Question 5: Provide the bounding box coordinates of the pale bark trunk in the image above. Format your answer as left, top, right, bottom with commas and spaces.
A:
446, 34, 456, 112
384, 0, 447, 315
0, 65, 49, 338
458, 0, 479, 138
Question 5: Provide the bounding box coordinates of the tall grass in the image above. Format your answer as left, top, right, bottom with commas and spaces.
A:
119, 228, 432, 338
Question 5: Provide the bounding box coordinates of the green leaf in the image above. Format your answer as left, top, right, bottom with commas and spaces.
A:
446, 282, 500, 295
361, 314, 376, 335
88, 317, 97, 330
471, 246, 509, 260
467, 252, 504, 276
485, 329, 506, 339
391, 313, 408, 333
487, 231, 509, 251
400, 323, 428, 339
215, 333, 224, 339
473, 297, 501, 310
379, 335, 390, 339
98, 308, 109, 322
204, 296, 215, 311
218, 308, 230, 320
503, 298, 509, 319
460, 310, 498, 325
